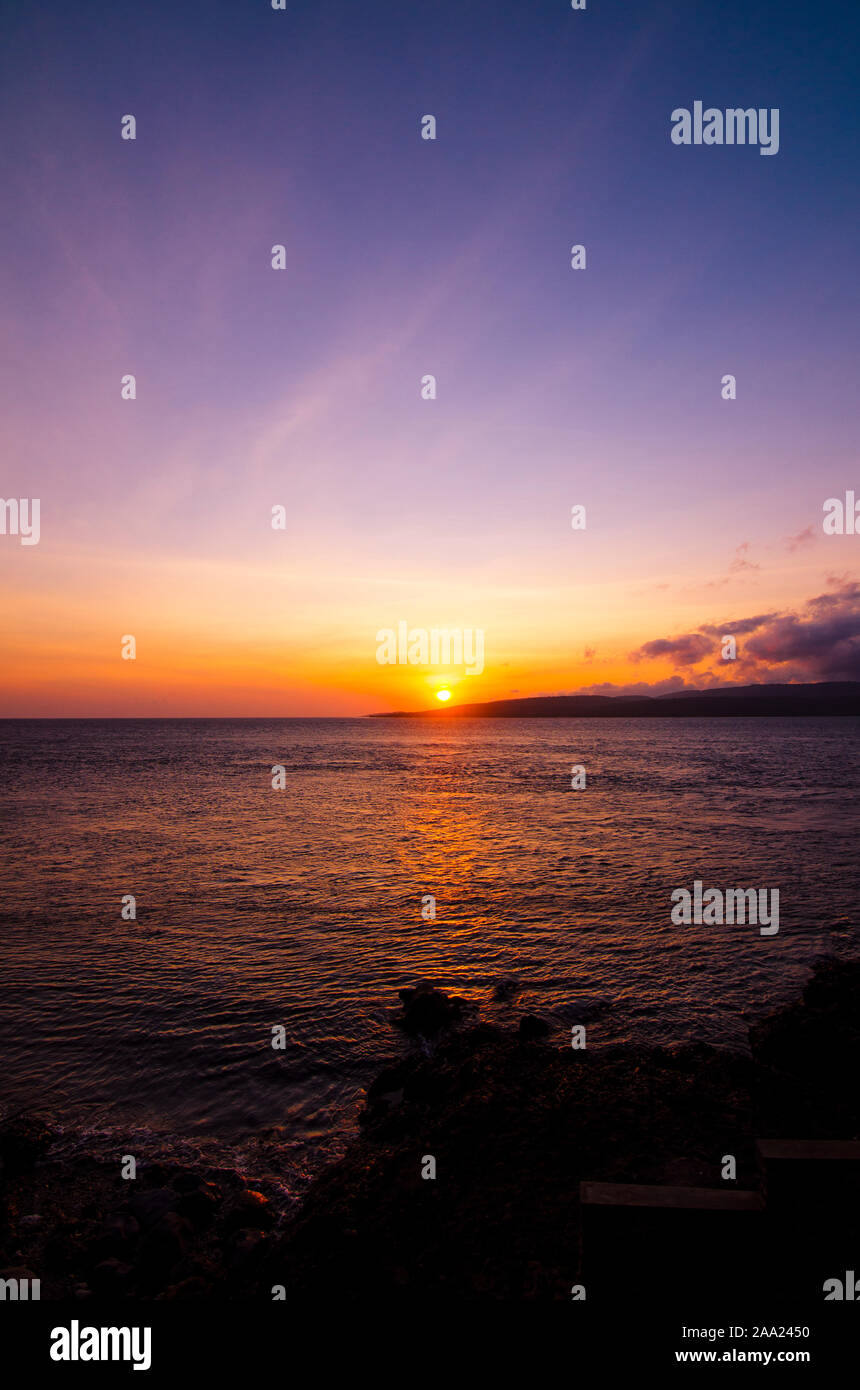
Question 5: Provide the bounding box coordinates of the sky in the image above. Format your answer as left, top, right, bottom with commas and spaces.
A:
1, 0, 859, 715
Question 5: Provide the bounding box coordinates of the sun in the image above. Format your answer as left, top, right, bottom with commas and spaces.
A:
436, 688, 452, 702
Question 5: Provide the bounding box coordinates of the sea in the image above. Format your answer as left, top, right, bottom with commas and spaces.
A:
0, 717, 857, 1200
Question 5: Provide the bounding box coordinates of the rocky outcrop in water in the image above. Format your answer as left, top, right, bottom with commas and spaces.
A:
2, 956, 858, 1299
261, 956, 860, 1301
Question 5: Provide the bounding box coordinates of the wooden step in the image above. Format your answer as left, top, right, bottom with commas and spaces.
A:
756, 1140, 860, 1162
755, 1139, 860, 1223
581, 1181, 763, 1211
579, 1182, 764, 1301
754, 1141, 860, 1290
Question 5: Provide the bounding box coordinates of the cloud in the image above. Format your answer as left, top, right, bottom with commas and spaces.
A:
631, 633, 713, 666
744, 580, 860, 680
702, 542, 762, 590
785, 525, 816, 552
631, 579, 860, 684
807, 579, 860, 611
573, 675, 694, 697
699, 613, 778, 637
729, 542, 759, 573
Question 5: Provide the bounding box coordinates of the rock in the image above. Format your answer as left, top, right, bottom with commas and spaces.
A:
0, 1264, 38, 1283
206, 1166, 244, 1191
129, 1188, 177, 1229
518, 1015, 550, 1041
749, 957, 860, 1133
91, 1257, 134, 1293
225, 1228, 268, 1269
176, 1190, 218, 1231
172, 1172, 204, 1194
43, 1227, 85, 1273
222, 1190, 274, 1233
0, 1117, 52, 1177
137, 1211, 192, 1276
367, 1061, 412, 1100
374, 1088, 404, 1109
142, 1163, 171, 1187
395, 983, 468, 1036
89, 1212, 140, 1261
110, 1213, 141, 1242
165, 1275, 211, 1299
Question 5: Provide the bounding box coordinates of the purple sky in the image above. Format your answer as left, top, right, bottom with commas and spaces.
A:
1, 0, 858, 713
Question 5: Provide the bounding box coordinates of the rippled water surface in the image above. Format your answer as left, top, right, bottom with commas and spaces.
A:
1, 717, 857, 1191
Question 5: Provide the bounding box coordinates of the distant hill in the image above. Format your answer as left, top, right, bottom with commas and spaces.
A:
371, 682, 860, 718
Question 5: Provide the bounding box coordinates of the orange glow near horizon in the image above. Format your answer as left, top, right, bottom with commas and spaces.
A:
0, 530, 852, 716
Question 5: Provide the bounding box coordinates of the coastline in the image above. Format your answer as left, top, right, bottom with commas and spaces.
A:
370, 682, 860, 719
2, 957, 859, 1301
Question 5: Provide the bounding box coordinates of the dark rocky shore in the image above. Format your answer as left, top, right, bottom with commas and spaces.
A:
2, 959, 859, 1301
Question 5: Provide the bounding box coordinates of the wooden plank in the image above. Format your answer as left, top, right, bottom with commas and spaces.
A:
580, 1181, 763, 1211
756, 1140, 860, 1162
